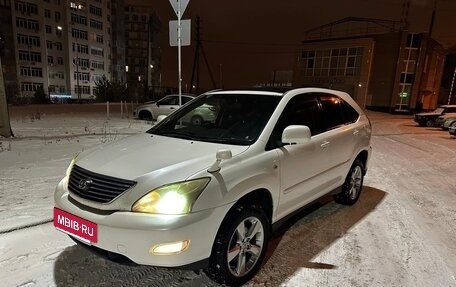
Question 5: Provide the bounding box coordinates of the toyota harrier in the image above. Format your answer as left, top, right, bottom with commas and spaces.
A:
54, 88, 372, 286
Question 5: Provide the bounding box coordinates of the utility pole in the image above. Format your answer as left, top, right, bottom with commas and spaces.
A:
190, 16, 216, 94
60, 25, 81, 103
145, 17, 151, 101
429, 0, 437, 38
448, 66, 456, 105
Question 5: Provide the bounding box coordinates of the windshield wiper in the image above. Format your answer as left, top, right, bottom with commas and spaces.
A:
154, 130, 195, 140
194, 135, 251, 145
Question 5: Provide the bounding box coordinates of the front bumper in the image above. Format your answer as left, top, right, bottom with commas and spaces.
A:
54, 180, 230, 267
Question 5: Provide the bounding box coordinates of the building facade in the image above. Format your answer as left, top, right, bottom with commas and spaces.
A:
124, 5, 161, 103
294, 17, 446, 112
3, 0, 155, 103
7, 0, 113, 102
110, 0, 126, 83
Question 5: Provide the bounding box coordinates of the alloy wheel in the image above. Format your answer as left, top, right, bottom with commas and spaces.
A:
227, 216, 265, 277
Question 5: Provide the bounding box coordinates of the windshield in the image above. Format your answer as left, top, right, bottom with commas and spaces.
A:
148, 93, 281, 145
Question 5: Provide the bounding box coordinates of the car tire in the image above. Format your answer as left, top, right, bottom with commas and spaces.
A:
206, 205, 270, 286
191, 115, 203, 126
334, 159, 365, 205
425, 119, 434, 127
138, 111, 153, 121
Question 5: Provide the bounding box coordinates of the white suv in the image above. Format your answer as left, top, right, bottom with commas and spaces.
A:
54, 88, 372, 286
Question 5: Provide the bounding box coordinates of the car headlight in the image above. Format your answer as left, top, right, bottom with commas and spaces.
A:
132, 178, 210, 215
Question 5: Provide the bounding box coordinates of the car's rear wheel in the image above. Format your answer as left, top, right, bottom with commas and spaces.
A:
207, 205, 269, 286
138, 111, 153, 121
335, 159, 365, 205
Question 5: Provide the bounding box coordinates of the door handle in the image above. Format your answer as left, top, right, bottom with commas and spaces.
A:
353, 129, 360, 135
170, 107, 175, 109
320, 141, 330, 148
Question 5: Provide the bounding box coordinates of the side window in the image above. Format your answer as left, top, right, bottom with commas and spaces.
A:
341, 101, 359, 123
319, 94, 345, 130
182, 96, 193, 104
267, 93, 323, 150
159, 96, 178, 105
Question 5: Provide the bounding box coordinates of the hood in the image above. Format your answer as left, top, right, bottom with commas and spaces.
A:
75, 133, 249, 181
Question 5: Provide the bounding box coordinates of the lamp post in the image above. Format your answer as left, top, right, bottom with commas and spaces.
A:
57, 25, 80, 103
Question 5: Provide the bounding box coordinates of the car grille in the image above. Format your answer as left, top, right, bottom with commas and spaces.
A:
68, 165, 136, 203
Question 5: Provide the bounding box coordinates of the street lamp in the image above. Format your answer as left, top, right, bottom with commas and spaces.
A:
57, 25, 81, 103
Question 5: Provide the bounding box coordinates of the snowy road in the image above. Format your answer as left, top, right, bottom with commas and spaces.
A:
1, 108, 455, 286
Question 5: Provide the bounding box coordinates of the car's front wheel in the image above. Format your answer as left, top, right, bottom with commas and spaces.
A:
207, 205, 269, 286
335, 159, 365, 205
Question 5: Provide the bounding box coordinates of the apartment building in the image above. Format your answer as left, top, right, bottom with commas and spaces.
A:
2, 0, 162, 103
124, 5, 161, 102
4, 0, 112, 102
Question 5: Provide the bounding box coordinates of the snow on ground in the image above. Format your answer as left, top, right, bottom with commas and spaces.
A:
0, 104, 151, 232
0, 106, 455, 287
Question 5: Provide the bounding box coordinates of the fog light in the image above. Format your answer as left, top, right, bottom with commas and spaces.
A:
151, 240, 190, 255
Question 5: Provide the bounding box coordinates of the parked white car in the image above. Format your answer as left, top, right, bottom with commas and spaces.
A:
435, 113, 456, 130
133, 94, 195, 121
54, 88, 372, 286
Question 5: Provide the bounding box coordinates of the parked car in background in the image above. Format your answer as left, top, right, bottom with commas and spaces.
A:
435, 113, 456, 130
54, 88, 372, 286
133, 94, 196, 121
414, 105, 456, 127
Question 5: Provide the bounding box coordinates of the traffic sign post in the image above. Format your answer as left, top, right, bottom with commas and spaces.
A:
169, 0, 190, 106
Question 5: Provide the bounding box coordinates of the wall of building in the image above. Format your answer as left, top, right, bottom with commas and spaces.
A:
418, 37, 446, 110
368, 32, 403, 111
295, 29, 446, 113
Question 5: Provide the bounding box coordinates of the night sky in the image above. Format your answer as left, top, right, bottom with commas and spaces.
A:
128, 0, 456, 91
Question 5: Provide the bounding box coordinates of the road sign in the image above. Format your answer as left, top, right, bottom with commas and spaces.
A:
169, 20, 191, 47
169, 0, 189, 17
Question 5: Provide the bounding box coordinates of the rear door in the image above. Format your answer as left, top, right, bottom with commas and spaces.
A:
317, 93, 361, 184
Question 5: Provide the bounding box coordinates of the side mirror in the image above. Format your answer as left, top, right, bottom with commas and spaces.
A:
156, 115, 167, 123
282, 125, 311, 145
207, 149, 232, 173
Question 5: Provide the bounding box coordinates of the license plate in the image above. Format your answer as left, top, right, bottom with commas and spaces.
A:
54, 207, 98, 244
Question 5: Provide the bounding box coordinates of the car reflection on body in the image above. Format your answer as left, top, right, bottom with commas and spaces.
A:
54, 88, 372, 286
